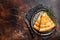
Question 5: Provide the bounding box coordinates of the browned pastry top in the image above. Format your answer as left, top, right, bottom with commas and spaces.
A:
33, 11, 56, 32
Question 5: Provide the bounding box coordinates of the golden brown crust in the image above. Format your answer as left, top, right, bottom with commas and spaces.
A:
33, 25, 39, 30
33, 12, 56, 32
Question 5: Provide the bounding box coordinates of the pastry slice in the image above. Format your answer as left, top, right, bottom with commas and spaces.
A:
39, 12, 55, 32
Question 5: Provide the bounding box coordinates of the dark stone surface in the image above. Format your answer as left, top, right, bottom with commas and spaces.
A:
0, 0, 60, 40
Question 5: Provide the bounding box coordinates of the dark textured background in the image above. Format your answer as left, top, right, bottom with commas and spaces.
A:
0, 0, 60, 40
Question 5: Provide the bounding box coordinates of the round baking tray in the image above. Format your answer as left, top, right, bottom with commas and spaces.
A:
30, 5, 56, 36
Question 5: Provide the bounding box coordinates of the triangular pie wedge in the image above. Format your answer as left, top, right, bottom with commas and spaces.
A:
39, 12, 55, 32
33, 11, 55, 32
